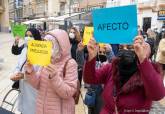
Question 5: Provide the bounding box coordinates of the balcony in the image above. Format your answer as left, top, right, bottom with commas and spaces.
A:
138, 1, 156, 10
157, 0, 165, 8
59, 0, 66, 3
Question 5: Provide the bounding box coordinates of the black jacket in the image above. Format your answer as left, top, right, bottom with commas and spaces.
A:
11, 44, 24, 55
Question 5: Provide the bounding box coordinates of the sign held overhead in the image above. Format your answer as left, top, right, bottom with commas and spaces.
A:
92, 5, 138, 44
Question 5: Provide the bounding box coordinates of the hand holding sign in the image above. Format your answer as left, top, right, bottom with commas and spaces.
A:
14, 36, 21, 45
24, 61, 34, 75
87, 38, 99, 61
133, 36, 148, 63
92, 5, 138, 44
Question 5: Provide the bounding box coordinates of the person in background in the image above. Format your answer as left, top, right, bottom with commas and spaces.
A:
68, 27, 82, 104
24, 29, 78, 114
11, 28, 41, 55
111, 44, 119, 56
156, 33, 165, 74
68, 27, 81, 60
10, 28, 42, 114
83, 36, 165, 114
146, 28, 156, 60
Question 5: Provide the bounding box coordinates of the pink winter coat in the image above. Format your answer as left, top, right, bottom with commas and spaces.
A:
27, 29, 78, 114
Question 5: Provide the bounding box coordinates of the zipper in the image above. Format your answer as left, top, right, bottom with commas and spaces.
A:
43, 76, 48, 114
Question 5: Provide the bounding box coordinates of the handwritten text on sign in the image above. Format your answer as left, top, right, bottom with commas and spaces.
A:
27, 40, 52, 66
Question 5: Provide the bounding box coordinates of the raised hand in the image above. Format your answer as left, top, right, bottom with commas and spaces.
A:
133, 36, 149, 63
87, 38, 99, 61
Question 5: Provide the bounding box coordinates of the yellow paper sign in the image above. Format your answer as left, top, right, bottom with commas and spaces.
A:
27, 40, 52, 66
99, 43, 106, 48
83, 27, 94, 45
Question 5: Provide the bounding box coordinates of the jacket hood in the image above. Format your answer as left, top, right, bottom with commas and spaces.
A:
47, 29, 71, 60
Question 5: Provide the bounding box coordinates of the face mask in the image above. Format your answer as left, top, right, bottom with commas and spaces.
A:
24, 37, 34, 45
69, 33, 75, 39
117, 50, 137, 85
97, 54, 107, 63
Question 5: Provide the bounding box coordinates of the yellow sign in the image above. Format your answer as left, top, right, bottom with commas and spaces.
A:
99, 43, 106, 48
83, 27, 94, 45
27, 40, 52, 66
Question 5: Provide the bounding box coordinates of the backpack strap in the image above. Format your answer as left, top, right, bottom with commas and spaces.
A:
63, 58, 72, 78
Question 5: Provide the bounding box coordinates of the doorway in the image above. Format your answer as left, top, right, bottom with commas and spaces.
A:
143, 17, 151, 32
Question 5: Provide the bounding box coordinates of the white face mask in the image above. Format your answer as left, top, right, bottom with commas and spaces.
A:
69, 32, 75, 39
24, 37, 34, 45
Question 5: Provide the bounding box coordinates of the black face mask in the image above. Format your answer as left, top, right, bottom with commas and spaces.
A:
117, 50, 138, 85
97, 54, 107, 63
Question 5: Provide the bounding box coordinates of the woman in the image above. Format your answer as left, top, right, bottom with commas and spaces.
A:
10, 28, 42, 114
156, 34, 165, 73
24, 29, 78, 114
68, 27, 81, 60
11, 28, 41, 55
83, 36, 165, 114
146, 28, 156, 60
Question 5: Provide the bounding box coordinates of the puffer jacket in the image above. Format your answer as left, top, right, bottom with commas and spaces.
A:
27, 29, 78, 114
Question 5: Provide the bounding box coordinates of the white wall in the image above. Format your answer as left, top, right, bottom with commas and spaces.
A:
138, 9, 163, 30
48, 0, 60, 16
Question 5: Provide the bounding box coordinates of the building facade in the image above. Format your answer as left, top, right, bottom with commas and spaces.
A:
22, 0, 71, 19
138, 0, 165, 32
0, 0, 9, 32
9, 0, 23, 22
107, 0, 165, 32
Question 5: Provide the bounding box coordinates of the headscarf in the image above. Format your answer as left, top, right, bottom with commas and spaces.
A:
26, 28, 42, 40
44, 34, 61, 63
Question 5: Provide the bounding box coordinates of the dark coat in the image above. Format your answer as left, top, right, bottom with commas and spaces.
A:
11, 44, 24, 55
83, 58, 165, 114
70, 39, 79, 61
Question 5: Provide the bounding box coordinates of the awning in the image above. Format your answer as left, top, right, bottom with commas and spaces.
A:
48, 12, 85, 21
22, 20, 43, 24
158, 17, 165, 20
34, 18, 46, 22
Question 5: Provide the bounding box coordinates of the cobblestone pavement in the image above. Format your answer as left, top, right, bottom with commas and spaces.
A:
0, 32, 164, 114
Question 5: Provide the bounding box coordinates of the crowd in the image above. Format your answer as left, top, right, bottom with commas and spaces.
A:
9, 25, 165, 114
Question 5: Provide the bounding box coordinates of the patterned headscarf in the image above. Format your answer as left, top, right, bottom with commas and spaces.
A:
44, 34, 61, 62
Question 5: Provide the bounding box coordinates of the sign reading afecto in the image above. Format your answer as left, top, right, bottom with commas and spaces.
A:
92, 5, 138, 44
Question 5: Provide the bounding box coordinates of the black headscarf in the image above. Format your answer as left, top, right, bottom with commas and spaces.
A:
26, 28, 42, 40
